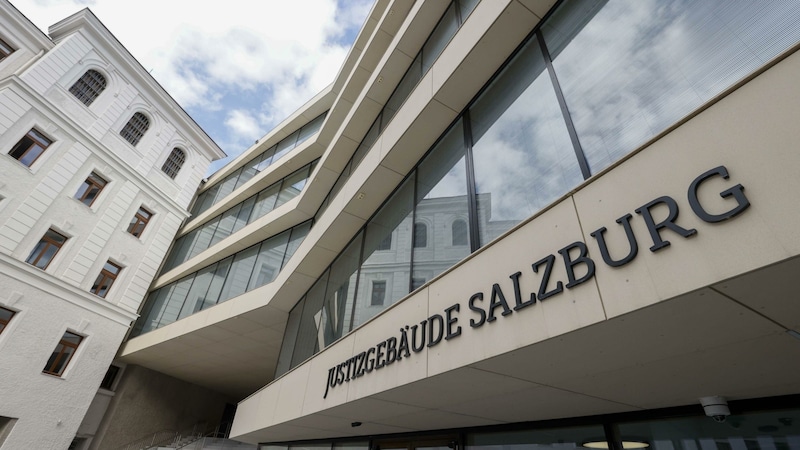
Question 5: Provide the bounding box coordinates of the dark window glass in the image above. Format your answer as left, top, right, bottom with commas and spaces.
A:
370, 280, 386, 306
377, 233, 392, 251
0, 306, 15, 335
90, 261, 122, 298
9, 129, 52, 167
0, 37, 15, 60
161, 148, 185, 179
452, 219, 468, 246
99, 365, 120, 390
26, 229, 67, 270
74, 172, 107, 207
127, 206, 153, 238
43, 331, 82, 376
119, 112, 149, 146
413, 223, 428, 248
69, 70, 107, 106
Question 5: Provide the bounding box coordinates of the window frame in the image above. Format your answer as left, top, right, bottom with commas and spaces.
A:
74, 172, 108, 207
8, 128, 52, 167
90, 261, 122, 298
42, 330, 83, 377
0, 306, 15, 336
127, 206, 153, 238
161, 147, 185, 179
0, 37, 14, 61
119, 112, 150, 146
68, 69, 107, 106
25, 228, 68, 270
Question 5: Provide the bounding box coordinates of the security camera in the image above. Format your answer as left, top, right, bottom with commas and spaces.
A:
700, 396, 730, 423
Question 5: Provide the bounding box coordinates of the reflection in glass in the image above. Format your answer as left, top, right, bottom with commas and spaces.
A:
355, 178, 414, 328
468, 424, 606, 450
470, 37, 581, 246
320, 234, 363, 346
248, 231, 290, 291
217, 244, 260, 303
616, 409, 800, 450
544, 0, 800, 174
413, 119, 470, 281
292, 272, 329, 367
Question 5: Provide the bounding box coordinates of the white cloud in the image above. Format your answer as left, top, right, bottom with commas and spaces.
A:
10, 0, 373, 165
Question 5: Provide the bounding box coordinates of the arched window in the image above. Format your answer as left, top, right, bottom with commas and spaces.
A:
68, 69, 107, 106
161, 147, 185, 179
452, 219, 468, 246
413, 222, 428, 248
120, 112, 149, 146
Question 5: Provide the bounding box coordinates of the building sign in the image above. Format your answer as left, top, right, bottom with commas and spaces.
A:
324, 165, 750, 398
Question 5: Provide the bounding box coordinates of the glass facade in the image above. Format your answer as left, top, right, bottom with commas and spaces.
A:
276, 0, 800, 376
192, 112, 327, 217
315, 0, 480, 219
131, 221, 311, 336
162, 161, 317, 272
258, 404, 800, 450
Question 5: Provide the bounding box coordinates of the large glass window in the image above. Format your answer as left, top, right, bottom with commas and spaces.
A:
320, 234, 363, 346
413, 119, 470, 280
543, 0, 800, 174
132, 222, 310, 336
0, 306, 15, 335
191, 111, 327, 217
470, 37, 581, 245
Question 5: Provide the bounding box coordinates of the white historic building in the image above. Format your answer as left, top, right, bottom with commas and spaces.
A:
0, 2, 224, 449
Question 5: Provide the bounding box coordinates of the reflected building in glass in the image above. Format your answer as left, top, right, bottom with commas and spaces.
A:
86, 1, 800, 450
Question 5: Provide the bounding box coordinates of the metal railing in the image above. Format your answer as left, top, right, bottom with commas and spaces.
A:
114, 422, 208, 450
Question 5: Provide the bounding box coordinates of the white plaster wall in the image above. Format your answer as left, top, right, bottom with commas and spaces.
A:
0, 264, 129, 450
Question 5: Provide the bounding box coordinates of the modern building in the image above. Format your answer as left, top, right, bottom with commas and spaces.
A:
0, 2, 224, 449
97, 0, 800, 449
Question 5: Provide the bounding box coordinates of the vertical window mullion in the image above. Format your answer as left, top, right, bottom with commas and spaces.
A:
408, 171, 418, 294
462, 110, 481, 253
536, 30, 591, 180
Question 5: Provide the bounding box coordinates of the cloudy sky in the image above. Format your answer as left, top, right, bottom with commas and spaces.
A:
10, 0, 373, 173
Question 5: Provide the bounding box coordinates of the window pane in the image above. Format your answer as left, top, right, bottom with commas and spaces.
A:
232, 196, 256, 234
210, 203, 242, 246
297, 112, 327, 145
384, 54, 422, 125
178, 265, 215, 320
617, 408, 800, 450
422, 3, 459, 72
356, 177, 414, 328
273, 130, 299, 161
250, 183, 281, 220
468, 424, 606, 450
217, 244, 260, 303
201, 257, 233, 310
282, 221, 312, 269
320, 233, 363, 346
187, 217, 219, 260
413, 119, 470, 281
157, 275, 194, 328
275, 166, 310, 207
543, 0, 800, 174
291, 271, 329, 367
470, 37, 581, 246
256, 146, 277, 172
275, 297, 305, 377
247, 231, 290, 290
